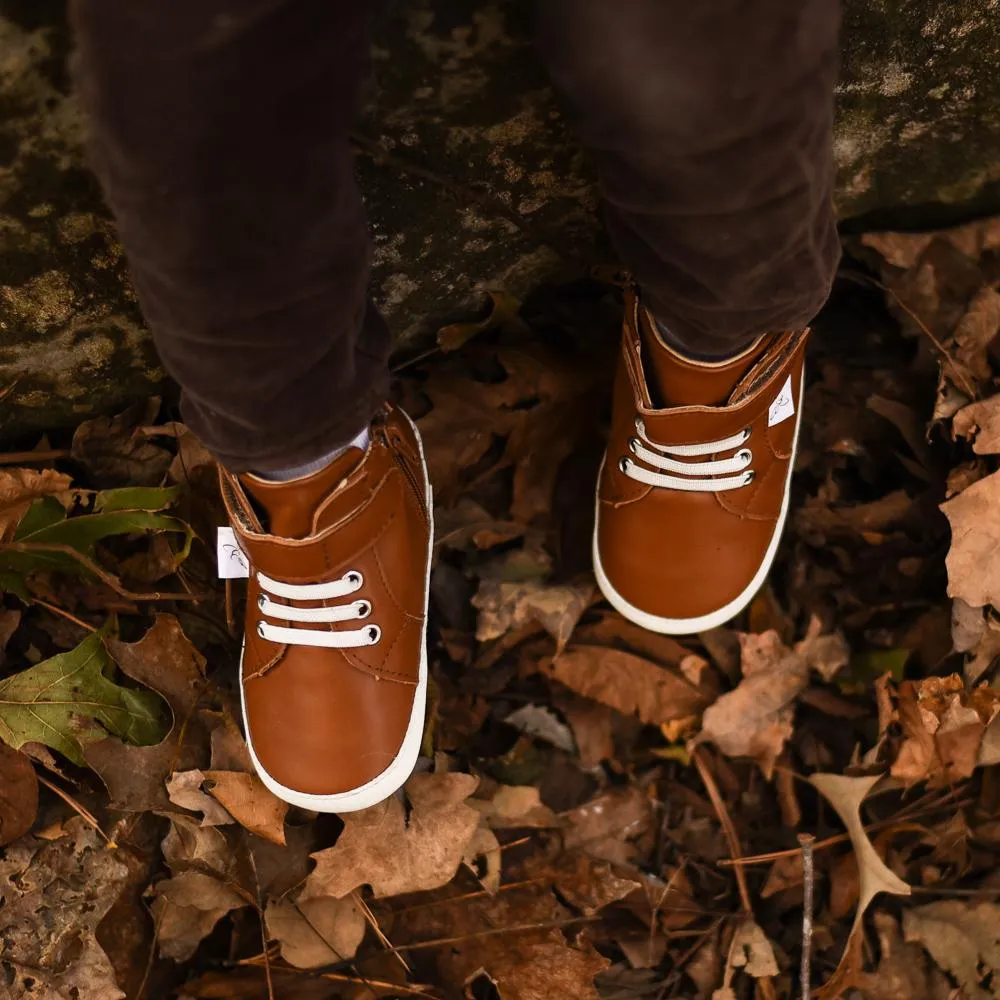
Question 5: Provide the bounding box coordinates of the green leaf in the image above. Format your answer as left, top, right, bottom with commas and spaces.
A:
839, 648, 911, 695
0, 630, 169, 765
94, 486, 180, 513
14, 495, 67, 538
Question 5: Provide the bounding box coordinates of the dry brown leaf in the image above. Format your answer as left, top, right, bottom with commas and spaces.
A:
796, 614, 851, 682
161, 813, 231, 875
713, 919, 779, 999
553, 689, 618, 768
85, 614, 209, 811
437, 290, 523, 352
0, 741, 38, 847
150, 870, 248, 961
546, 645, 709, 726
953, 286, 1000, 383
903, 900, 1000, 1000
166, 769, 233, 826
302, 772, 482, 899
942, 469, 1000, 610
264, 896, 366, 968
203, 770, 288, 846
466, 933, 609, 1000
952, 597, 986, 652
71, 399, 172, 488
698, 630, 809, 778
0, 607, 21, 654
0, 817, 129, 999
472, 784, 558, 829
954, 395, 1000, 454
474, 578, 595, 652
560, 787, 654, 865
809, 773, 911, 996
859, 911, 954, 1000
503, 703, 575, 753
0, 467, 73, 541
546, 854, 641, 915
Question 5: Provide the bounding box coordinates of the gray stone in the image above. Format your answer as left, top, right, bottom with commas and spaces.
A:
2, 0, 999, 441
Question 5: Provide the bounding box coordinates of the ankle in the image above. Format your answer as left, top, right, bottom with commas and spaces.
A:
255, 424, 371, 482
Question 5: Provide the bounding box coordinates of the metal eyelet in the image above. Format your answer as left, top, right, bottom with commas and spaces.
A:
257, 593, 267, 612
367, 625, 382, 644
356, 600, 372, 619
742, 426, 752, 442
736, 448, 753, 467
346, 570, 363, 588
618, 456, 631, 474
256, 622, 266, 638
627, 437, 640, 455
744, 469, 756, 484
634, 416, 644, 435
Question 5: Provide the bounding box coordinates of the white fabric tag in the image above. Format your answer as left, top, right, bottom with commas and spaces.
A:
768, 375, 795, 427
217, 526, 250, 579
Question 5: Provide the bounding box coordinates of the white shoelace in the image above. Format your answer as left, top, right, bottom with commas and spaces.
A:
256, 569, 381, 648
619, 418, 754, 493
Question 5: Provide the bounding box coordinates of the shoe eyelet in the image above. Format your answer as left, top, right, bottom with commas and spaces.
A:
346, 570, 363, 588
367, 625, 382, 644
736, 448, 753, 467
356, 600, 372, 619
744, 469, 756, 485
256, 621, 266, 639
627, 437, 640, 455
618, 456, 631, 474
742, 426, 752, 442
634, 416, 645, 436
257, 593, 267, 612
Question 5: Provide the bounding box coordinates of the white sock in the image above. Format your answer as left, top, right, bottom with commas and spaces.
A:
256, 424, 371, 482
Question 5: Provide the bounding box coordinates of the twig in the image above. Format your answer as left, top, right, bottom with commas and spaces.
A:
134, 901, 164, 1000
354, 890, 411, 975
799, 833, 815, 1000
248, 851, 275, 1000
0, 449, 71, 465
0, 542, 207, 601
35, 773, 112, 845
692, 748, 752, 916
31, 598, 97, 632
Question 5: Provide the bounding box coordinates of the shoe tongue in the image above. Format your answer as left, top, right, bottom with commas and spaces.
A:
240, 448, 364, 539
640, 311, 769, 407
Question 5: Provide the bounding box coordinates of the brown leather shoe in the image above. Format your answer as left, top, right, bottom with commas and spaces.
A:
219, 405, 431, 812
593, 291, 808, 634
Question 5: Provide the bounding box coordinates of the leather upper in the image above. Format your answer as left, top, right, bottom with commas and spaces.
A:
219, 405, 430, 796
596, 292, 808, 623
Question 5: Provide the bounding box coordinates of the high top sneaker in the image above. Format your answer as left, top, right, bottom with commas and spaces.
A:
219, 405, 432, 812
593, 290, 808, 634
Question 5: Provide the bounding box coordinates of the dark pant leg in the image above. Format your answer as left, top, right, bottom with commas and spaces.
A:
538, 0, 841, 354
70, 0, 388, 473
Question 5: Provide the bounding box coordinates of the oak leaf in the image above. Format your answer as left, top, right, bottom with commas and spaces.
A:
942, 469, 1000, 609
264, 896, 366, 968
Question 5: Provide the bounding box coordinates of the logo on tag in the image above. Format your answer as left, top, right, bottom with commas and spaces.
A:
217, 526, 249, 579
768, 375, 795, 428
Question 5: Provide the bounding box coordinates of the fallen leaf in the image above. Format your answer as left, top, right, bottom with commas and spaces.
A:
0, 607, 22, 653
474, 578, 595, 651
150, 870, 248, 962
942, 468, 1000, 608
302, 772, 482, 899
437, 290, 523, 352
85, 614, 209, 811
471, 784, 558, 829
264, 896, 366, 968
466, 933, 609, 1000
204, 770, 289, 846
699, 630, 810, 777
553, 689, 617, 768
809, 773, 911, 996
953, 286, 1000, 383
0, 817, 129, 999
0, 467, 73, 541
903, 900, 1000, 1000
713, 919, 779, 1000
954, 395, 1000, 454
0, 741, 38, 846
71, 398, 172, 488
545, 853, 641, 915
504, 703, 575, 753
560, 787, 654, 865
166, 769, 234, 826
161, 813, 232, 875
546, 646, 709, 726
859, 910, 953, 1000
952, 597, 986, 652
0, 629, 168, 765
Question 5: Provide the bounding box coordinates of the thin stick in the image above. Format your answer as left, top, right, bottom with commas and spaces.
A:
248, 851, 275, 1000
799, 833, 815, 1000
692, 748, 752, 915
0, 449, 71, 465
35, 773, 112, 845
134, 902, 164, 1000
320, 972, 434, 996
375, 916, 601, 955
31, 598, 97, 632
353, 890, 411, 975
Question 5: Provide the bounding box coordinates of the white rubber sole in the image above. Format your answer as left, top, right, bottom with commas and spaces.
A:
592, 369, 803, 636
240, 414, 433, 813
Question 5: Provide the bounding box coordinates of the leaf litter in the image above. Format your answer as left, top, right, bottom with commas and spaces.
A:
5, 240, 1000, 998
